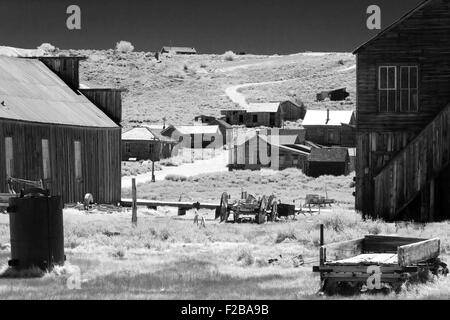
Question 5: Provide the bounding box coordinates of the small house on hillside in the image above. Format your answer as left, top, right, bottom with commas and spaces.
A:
221, 101, 306, 128
160, 47, 197, 55
122, 127, 176, 161
0, 54, 122, 204
305, 148, 350, 178
229, 131, 310, 171
316, 88, 350, 101
161, 125, 222, 150
302, 109, 356, 147
194, 115, 216, 124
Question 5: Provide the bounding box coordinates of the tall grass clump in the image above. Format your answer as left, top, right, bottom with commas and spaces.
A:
236, 247, 254, 266
116, 40, 134, 53
165, 174, 187, 182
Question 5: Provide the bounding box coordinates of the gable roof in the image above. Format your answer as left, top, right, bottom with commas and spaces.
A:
353, 0, 433, 53
308, 148, 349, 162
0, 56, 118, 128
0, 46, 46, 57
122, 127, 156, 140
176, 125, 220, 135
302, 110, 354, 126
245, 102, 280, 113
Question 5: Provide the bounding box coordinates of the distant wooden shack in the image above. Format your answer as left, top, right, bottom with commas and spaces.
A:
161, 125, 222, 150
122, 127, 176, 161
302, 109, 356, 147
305, 148, 350, 178
0, 55, 122, 204
353, 0, 450, 222
316, 88, 350, 101
221, 101, 306, 127
229, 129, 310, 171
160, 47, 197, 55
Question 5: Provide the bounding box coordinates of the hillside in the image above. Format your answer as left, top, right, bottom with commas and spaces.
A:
60, 49, 356, 129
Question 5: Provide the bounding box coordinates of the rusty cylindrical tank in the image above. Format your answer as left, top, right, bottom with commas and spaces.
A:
7, 189, 65, 270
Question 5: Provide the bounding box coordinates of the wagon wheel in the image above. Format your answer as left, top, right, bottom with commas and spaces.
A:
217, 192, 229, 222
256, 196, 268, 224
267, 195, 278, 221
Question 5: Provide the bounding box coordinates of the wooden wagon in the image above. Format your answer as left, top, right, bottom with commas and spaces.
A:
313, 235, 448, 294
216, 192, 278, 224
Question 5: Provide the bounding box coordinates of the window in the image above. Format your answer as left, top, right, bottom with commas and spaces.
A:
253, 115, 258, 123
74, 141, 82, 180
378, 65, 419, 113
42, 139, 50, 180
378, 66, 397, 112
5, 137, 13, 177
239, 115, 244, 124
125, 143, 131, 153
400, 66, 418, 112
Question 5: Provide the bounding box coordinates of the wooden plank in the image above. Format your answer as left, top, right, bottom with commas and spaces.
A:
121, 198, 220, 210
131, 178, 137, 226
398, 238, 440, 267
318, 265, 405, 273
322, 238, 364, 262
328, 253, 397, 265
364, 235, 426, 253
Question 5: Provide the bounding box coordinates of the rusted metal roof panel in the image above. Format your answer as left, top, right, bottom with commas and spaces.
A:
0, 56, 118, 128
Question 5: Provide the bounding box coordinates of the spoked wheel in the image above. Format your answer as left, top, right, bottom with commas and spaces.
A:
218, 192, 229, 223
256, 196, 268, 224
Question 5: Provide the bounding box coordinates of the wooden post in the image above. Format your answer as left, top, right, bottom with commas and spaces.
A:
319, 224, 325, 265
151, 160, 155, 183
132, 178, 137, 226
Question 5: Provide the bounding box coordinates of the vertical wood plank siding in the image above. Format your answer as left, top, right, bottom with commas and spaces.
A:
79, 89, 123, 124
0, 119, 121, 204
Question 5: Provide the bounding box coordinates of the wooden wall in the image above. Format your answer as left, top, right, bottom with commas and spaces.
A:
80, 89, 123, 124
355, 0, 450, 219
0, 119, 121, 204
305, 161, 349, 178
39, 57, 84, 90
304, 125, 356, 147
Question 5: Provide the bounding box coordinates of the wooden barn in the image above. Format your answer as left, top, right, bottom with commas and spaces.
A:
160, 47, 197, 55
354, 0, 450, 222
161, 125, 223, 150
302, 109, 356, 147
122, 127, 176, 161
229, 130, 310, 171
305, 148, 350, 178
221, 101, 306, 127
0, 55, 122, 204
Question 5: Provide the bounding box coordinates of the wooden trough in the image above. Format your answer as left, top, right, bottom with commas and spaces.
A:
313, 234, 448, 294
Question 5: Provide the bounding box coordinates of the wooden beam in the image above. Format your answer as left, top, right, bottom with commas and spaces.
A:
322, 238, 365, 261
121, 198, 220, 210
131, 178, 137, 226
398, 238, 440, 267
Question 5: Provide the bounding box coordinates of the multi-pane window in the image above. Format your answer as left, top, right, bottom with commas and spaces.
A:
42, 139, 50, 180
378, 66, 397, 112
378, 65, 419, 113
5, 137, 13, 177
74, 141, 82, 179
400, 66, 418, 112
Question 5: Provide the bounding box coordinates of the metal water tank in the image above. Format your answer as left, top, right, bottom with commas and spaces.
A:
7, 189, 64, 270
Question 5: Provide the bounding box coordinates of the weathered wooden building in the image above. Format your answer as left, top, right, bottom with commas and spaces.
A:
0, 55, 122, 204
302, 109, 356, 147
221, 101, 306, 127
161, 125, 223, 150
354, 0, 450, 221
160, 47, 197, 55
229, 130, 310, 171
305, 148, 350, 178
122, 127, 176, 161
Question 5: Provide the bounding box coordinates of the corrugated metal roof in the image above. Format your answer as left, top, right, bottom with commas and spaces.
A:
245, 103, 280, 113
122, 127, 156, 140
0, 46, 45, 57
176, 125, 220, 135
302, 110, 354, 126
0, 56, 118, 128
308, 148, 349, 162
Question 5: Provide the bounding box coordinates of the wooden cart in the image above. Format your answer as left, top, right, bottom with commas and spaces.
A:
216, 192, 278, 224
313, 235, 448, 294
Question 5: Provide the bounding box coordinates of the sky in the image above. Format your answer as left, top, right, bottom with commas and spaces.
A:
0, 0, 423, 54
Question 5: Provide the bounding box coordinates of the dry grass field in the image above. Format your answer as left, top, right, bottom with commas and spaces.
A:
1, 170, 450, 300
60, 49, 355, 129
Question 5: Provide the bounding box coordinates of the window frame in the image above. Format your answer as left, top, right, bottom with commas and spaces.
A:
74, 140, 82, 180
41, 139, 51, 180
4, 137, 13, 178
399, 66, 419, 112
377, 64, 419, 113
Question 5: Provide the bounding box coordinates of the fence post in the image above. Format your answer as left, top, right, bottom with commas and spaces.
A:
319, 224, 324, 265
132, 178, 137, 226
